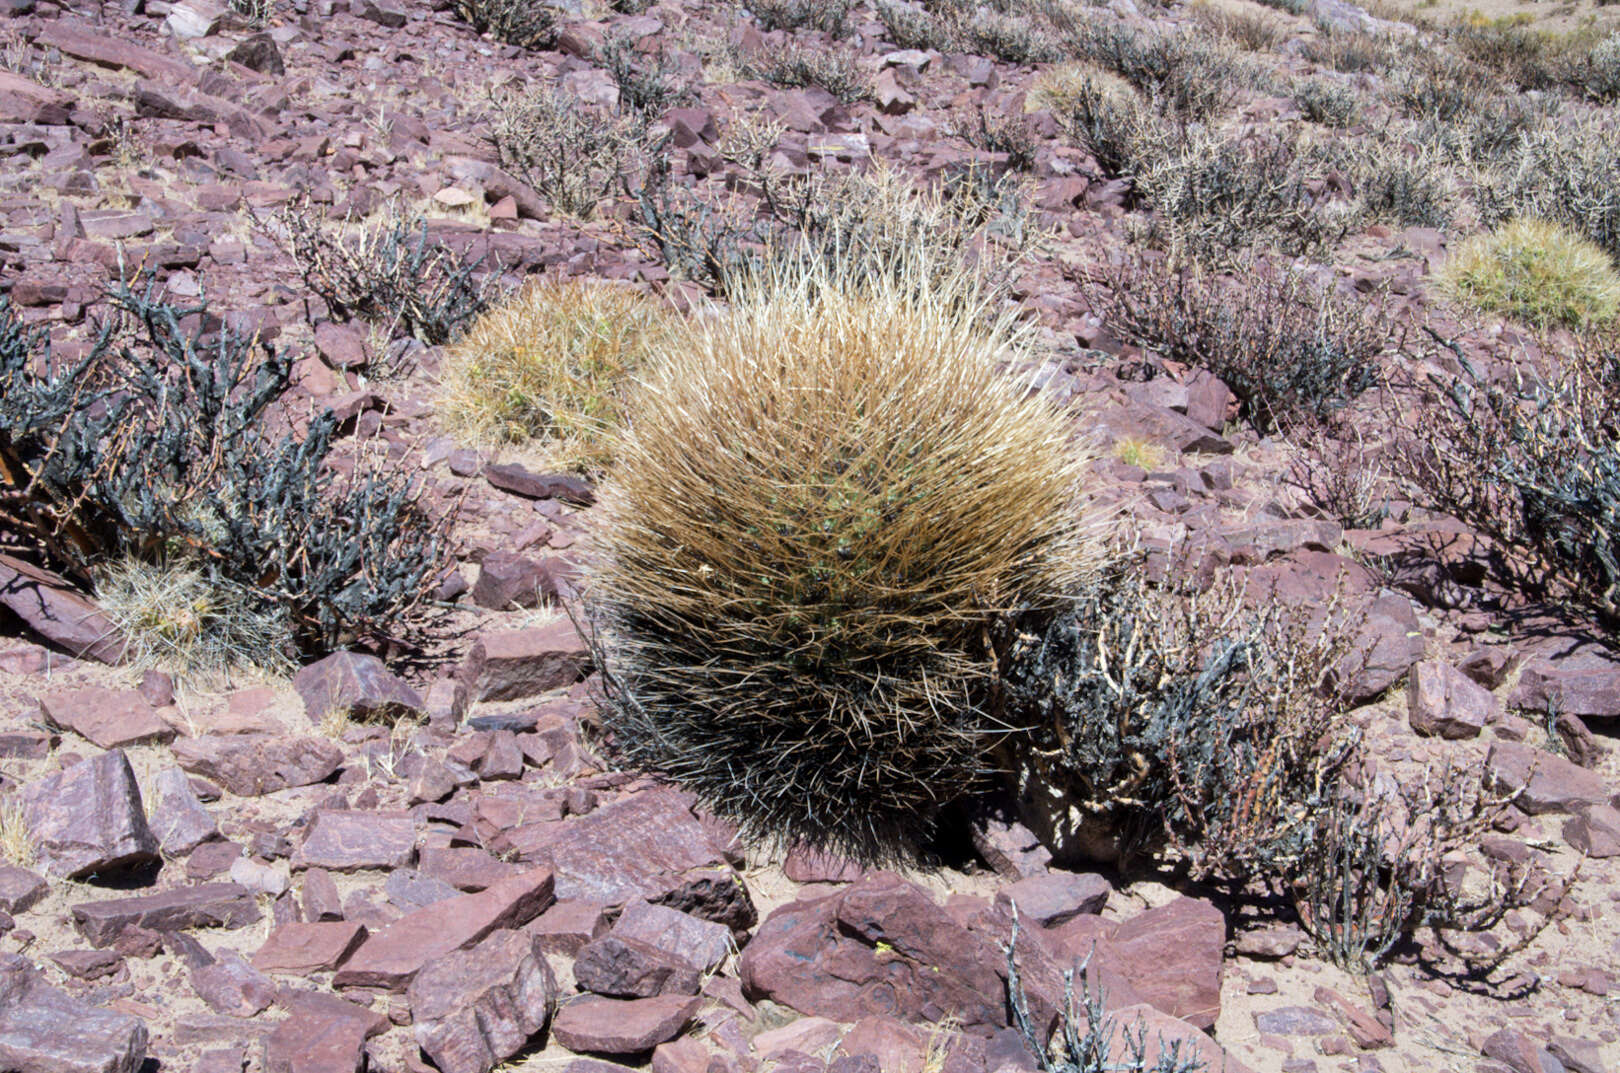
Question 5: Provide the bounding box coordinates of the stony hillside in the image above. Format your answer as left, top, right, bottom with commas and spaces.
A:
0, 1, 1618, 1073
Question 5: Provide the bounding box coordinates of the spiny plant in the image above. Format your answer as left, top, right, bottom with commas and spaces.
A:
1005, 916, 1207, 1073
1077, 251, 1388, 432
999, 564, 1355, 877
1441, 218, 1620, 329
1388, 328, 1620, 633
587, 253, 1102, 860
435, 277, 669, 473
277, 197, 491, 349
0, 284, 451, 657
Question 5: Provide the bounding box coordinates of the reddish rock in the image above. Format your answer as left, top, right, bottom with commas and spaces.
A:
48, 948, 123, 981
293, 651, 423, 724
994, 871, 1110, 927
37, 687, 174, 750
740, 872, 1006, 1033
333, 868, 554, 990
550, 995, 701, 1055
1313, 986, 1391, 1049
0, 71, 73, 125
470, 622, 592, 702
1482, 1028, 1558, 1073
1335, 593, 1426, 703
253, 921, 368, 974
417, 847, 525, 892
149, 766, 220, 856
1510, 645, 1620, 720
484, 463, 595, 506
302, 868, 344, 921
226, 32, 284, 75
263, 992, 387, 1073
472, 553, 565, 610
1486, 742, 1612, 815
190, 950, 275, 1016
19, 750, 159, 878
0, 554, 126, 664
409, 929, 556, 1073
72, 883, 261, 947
540, 791, 754, 929
0, 952, 148, 1073
292, 810, 417, 872
1233, 924, 1304, 959
610, 901, 733, 974
1104, 1004, 1253, 1073
971, 817, 1053, 879
131, 83, 265, 140
38, 22, 198, 83
526, 899, 611, 955
0, 866, 47, 914
1563, 805, 1620, 858
313, 321, 369, 369
1093, 897, 1225, 1030
1407, 661, 1496, 739
574, 934, 702, 998
171, 735, 343, 796
1254, 1006, 1339, 1035
1548, 1036, 1606, 1073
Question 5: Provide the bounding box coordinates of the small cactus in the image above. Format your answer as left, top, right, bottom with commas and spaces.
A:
587, 257, 1101, 860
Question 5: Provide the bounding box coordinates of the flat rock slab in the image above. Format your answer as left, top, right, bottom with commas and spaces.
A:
994, 871, 1111, 927
409, 929, 556, 1073
540, 791, 752, 927
0, 71, 73, 125
1407, 660, 1496, 739
263, 992, 387, 1073
333, 868, 554, 991
550, 995, 700, 1055
609, 901, 733, 974
484, 463, 595, 505
292, 810, 417, 872
573, 935, 701, 998
0, 553, 126, 664
149, 766, 220, 856
528, 900, 611, 955
471, 621, 591, 703
739, 872, 1007, 1033
37, 22, 198, 83
37, 687, 175, 750
1088, 896, 1225, 1031
172, 735, 343, 796
19, 750, 159, 878
1486, 742, 1613, 816
1511, 645, 1620, 719
0, 952, 149, 1073
72, 883, 261, 947
416, 847, 525, 892
0, 865, 48, 914
253, 921, 369, 974
293, 651, 423, 723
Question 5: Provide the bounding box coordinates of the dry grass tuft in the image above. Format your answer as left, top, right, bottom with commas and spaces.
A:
588, 252, 1104, 860
95, 558, 295, 680
0, 796, 34, 866
1441, 218, 1620, 329
1111, 435, 1166, 471
436, 278, 670, 473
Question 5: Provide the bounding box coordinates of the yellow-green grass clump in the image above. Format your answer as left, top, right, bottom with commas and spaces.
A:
1442, 218, 1620, 329
588, 254, 1103, 860
436, 278, 668, 473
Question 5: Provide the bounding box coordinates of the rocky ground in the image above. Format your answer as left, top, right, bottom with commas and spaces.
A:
1, 0, 1619, 1072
